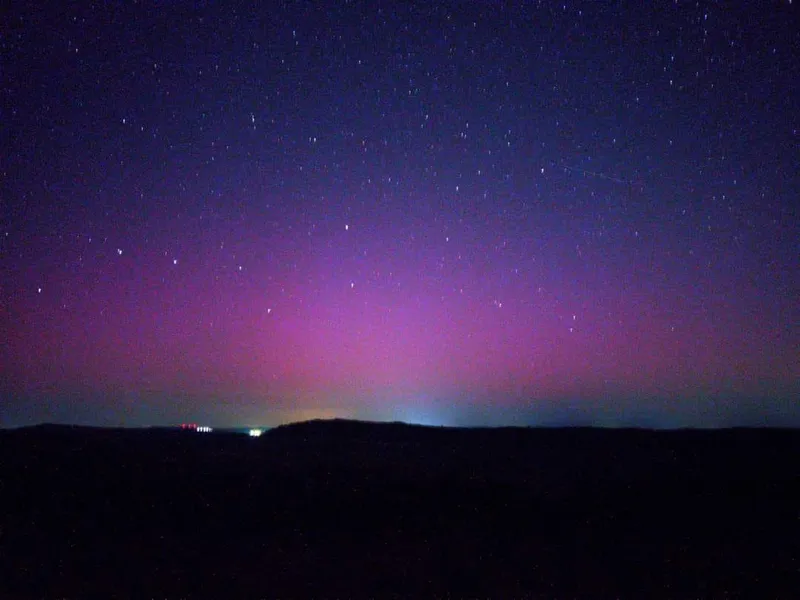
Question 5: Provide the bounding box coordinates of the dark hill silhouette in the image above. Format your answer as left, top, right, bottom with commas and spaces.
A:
1, 420, 797, 598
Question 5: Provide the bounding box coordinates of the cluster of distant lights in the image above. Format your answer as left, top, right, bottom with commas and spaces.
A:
179, 423, 263, 437
180, 423, 213, 433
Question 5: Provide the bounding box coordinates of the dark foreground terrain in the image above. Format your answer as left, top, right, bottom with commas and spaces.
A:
1, 420, 798, 598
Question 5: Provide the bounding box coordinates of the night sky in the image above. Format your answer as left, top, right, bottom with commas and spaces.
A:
2, 1, 798, 429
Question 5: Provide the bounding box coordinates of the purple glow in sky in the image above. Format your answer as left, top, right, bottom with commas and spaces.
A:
2, 1, 798, 428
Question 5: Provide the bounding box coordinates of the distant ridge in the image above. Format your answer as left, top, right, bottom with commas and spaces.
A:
260, 417, 660, 446
5, 419, 795, 435
268, 417, 445, 433
11, 423, 131, 433
264, 417, 525, 437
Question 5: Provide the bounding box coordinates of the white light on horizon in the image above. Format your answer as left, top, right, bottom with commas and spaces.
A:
248, 428, 263, 437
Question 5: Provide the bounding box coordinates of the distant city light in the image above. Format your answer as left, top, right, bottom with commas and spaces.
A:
248, 428, 263, 437
197, 426, 213, 433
